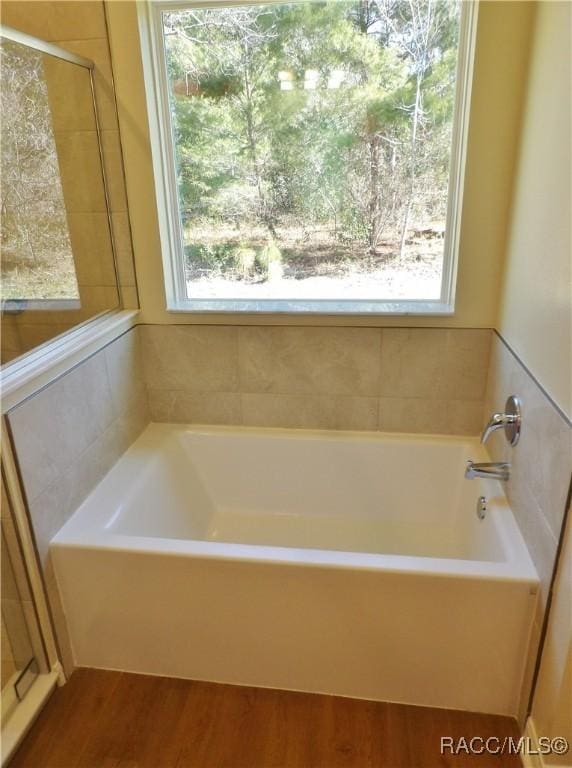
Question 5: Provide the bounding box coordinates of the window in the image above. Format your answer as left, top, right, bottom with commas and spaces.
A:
142, 0, 477, 313
1, 40, 80, 308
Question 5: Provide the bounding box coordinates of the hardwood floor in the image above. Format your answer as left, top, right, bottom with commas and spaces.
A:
10, 669, 522, 768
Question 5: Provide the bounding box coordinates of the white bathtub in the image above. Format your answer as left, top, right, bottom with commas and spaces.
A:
51, 423, 538, 715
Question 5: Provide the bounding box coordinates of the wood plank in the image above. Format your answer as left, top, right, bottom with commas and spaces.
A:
9, 668, 121, 768
9, 670, 523, 768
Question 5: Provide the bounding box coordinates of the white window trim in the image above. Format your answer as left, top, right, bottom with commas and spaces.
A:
138, 0, 479, 315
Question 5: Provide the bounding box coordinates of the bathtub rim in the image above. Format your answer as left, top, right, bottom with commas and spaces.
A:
49, 422, 540, 586
50, 536, 539, 586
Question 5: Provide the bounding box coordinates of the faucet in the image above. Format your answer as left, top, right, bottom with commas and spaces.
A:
480, 395, 522, 446
465, 460, 510, 482
465, 395, 521, 482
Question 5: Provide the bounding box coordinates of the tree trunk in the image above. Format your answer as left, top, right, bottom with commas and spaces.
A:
242, 42, 276, 237
367, 132, 382, 251
399, 72, 422, 260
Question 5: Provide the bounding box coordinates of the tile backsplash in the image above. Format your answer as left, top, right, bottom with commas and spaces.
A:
7, 328, 149, 673
484, 333, 571, 721
485, 334, 571, 610
141, 325, 492, 435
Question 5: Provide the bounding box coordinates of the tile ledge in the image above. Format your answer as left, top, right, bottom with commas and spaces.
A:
1, 310, 139, 414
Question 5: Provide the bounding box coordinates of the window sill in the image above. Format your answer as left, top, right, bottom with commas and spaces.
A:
167, 299, 455, 316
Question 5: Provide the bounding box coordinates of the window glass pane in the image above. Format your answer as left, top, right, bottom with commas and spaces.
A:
162, 0, 461, 302
1, 41, 79, 301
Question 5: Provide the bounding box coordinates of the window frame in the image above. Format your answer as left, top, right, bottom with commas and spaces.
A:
139, 0, 479, 315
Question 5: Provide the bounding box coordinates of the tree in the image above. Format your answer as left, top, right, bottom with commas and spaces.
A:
162, 0, 460, 283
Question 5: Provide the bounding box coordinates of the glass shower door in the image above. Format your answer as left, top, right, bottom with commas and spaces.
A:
1, 513, 38, 722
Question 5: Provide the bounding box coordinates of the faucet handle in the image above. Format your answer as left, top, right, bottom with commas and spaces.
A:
481, 395, 521, 447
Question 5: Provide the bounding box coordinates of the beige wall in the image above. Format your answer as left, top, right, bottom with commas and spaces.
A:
492, 0, 572, 742
530, 509, 572, 766
105, 0, 535, 327
498, 1, 572, 418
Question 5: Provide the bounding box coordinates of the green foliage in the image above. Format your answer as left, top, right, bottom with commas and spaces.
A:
164, 0, 461, 270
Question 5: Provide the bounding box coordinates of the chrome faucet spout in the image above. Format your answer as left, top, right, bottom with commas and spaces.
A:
481, 413, 516, 444
465, 460, 510, 482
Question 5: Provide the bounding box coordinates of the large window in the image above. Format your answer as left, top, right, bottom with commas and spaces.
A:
143, 0, 477, 313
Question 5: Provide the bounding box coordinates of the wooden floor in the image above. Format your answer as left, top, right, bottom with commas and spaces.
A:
11, 669, 522, 768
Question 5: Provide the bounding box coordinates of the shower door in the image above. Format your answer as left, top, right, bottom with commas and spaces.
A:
0, 483, 42, 722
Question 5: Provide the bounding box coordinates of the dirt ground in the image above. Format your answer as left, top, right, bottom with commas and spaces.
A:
185, 225, 445, 301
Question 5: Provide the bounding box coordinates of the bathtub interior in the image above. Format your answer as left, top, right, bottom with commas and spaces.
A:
72, 424, 514, 563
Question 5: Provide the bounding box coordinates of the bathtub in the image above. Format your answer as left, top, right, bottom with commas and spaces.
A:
50, 423, 538, 715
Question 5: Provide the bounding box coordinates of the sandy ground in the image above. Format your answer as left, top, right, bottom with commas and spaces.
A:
186, 241, 444, 301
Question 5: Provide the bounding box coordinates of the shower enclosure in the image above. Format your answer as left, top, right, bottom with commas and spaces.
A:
0, 25, 120, 365
0, 466, 56, 764
0, 23, 122, 763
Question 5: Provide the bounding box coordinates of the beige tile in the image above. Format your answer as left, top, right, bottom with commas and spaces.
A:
241, 393, 379, 431
487, 335, 571, 540
378, 397, 483, 435
1, 530, 20, 602
0, 2, 106, 42
0, 2, 58, 39
53, 38, 118, 131
141, 325, 239, 392
50, 1, 107, 41
67, 212, 116, 287
1, 618, 15, 668
1, 517, 32, 602
104, 329, 149, 422
100, 130, 128, 212
1, 598, 32, 668
508, 459, 558, 612
43, 55, 95, 132
149, 390, 242, 425
12, 324, 62, 353
21, 600, 47, 674
116, 400, 150, 449
510, 366, 571, 540
11, 325, 79, 361
1, 321, 22, 363
8, 349, 115, 501
483, 335, 514, 451
119, 285, 139, 310
110, 212, 136, 286
54, 130, 107, 213
380, 329, 491, 401
75, 286, 116, 315
239, 327, 381, 397
27, 416, 134, 567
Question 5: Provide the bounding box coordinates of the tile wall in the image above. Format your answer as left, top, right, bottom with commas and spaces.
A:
6, 329, 149, 672
1, 0, 138, 363
484, 333, 571, 720
141, 326, 492, 435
